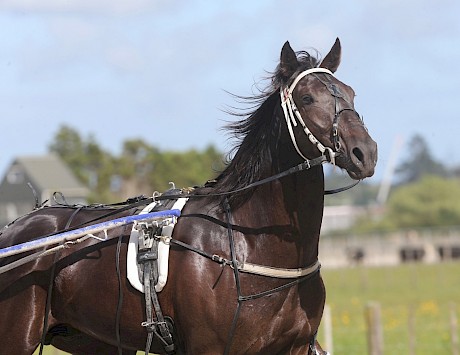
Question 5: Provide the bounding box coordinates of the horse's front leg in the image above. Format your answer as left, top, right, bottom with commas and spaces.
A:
308, 340, 330, 355
0, 284, 47, 355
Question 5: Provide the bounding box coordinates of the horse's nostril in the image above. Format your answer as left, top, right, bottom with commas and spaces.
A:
352, 147, 365, 164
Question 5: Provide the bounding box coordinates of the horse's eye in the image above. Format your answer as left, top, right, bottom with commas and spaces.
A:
302, 95, 314, 105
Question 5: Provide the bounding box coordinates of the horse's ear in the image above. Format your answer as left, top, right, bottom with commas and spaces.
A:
279, 41, 299, 82
320, 38, 341, 73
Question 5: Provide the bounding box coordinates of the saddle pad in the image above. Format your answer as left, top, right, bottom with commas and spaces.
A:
127, 198, 188, 293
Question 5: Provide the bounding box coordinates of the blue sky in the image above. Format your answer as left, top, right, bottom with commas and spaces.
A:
0, 0, 459, 184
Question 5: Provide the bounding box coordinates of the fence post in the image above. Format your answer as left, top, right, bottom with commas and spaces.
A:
365, 302, 383, 355
322, 304, 334, 354
451, 303, 459, 355
408, 305, 416, 355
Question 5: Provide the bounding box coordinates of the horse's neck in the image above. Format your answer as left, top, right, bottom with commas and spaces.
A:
289, 167, 325, 261
280, 165, 324, 248
236, 165, 324, 264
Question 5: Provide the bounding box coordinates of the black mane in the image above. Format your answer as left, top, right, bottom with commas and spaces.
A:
207, 50, 320, 207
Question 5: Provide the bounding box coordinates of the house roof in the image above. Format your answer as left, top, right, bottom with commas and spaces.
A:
12, 154, 88, 193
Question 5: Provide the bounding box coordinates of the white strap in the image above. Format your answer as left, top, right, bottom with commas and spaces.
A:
280, 67, 336, 164
288, 68, 333, 94
238, 259, 321, 279
281, 96, 309, 160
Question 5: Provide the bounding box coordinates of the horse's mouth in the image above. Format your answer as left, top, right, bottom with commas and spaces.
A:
337, 156, 376, 180
347, 169, 372, 180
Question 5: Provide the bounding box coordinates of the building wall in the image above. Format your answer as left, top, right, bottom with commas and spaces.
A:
0, 157, 88, 227
322, 205, 367, 233
319, 228, 460, 268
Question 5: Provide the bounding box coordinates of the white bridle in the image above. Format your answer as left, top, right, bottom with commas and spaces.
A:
280, 67, 337, 165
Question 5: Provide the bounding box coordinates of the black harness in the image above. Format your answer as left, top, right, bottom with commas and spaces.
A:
220, 197, 322, 355
36, 152, 344, 355
312, 72, 365, 153
141, 154, 336, 355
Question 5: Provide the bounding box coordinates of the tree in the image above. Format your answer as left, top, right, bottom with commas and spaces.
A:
49, 125, 225, 203
49, 125, 115, 202
387, 176, 460, 228
396, 134, 447, 184
148, 146, 224, 191
48, 125, 88, 183
354, 175, 460, 232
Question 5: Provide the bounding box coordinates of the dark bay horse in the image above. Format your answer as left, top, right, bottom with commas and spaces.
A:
0, 38, 377, 355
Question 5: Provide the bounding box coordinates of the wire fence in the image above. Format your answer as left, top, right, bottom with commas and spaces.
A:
319, 262, 460, 355
319, 301, 459, 355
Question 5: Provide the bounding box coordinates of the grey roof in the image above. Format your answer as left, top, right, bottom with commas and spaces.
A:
13, 154, 88, 193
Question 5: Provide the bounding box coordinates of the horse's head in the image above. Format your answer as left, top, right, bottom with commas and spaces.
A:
277, 38, 377, 180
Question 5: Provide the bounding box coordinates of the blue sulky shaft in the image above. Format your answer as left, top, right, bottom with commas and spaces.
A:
0, 209, 181, 259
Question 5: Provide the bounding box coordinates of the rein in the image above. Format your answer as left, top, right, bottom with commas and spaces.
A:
154, 155, 359, 202
155, 67, 362, 202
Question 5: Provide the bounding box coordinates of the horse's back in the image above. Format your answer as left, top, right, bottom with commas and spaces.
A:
0, 206, 133, 292
0, 208, 71, 292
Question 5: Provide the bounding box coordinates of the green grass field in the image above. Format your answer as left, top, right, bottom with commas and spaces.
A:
319, 261, 460, 354
35, 262, 460, 355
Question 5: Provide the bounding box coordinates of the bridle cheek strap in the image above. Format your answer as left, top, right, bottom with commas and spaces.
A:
280, 67, 337, 165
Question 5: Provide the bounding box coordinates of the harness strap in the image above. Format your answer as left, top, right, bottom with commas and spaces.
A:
155, 154, 356, 202
115, 234, 124, 355
154, 154, 358, 201
239, 260, 320, 278
239, 271, 320, 302
309, 331, 319, 355
223, 197, 241, 355
39, 206, 83, 355
143, 261, 155, 353
170, 238, 321, 279
219, 198, 322, 354
139, 238, 175, 354
0, 235, 92, 275
324, 179, 360, 195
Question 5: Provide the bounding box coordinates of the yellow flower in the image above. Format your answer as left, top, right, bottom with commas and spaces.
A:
341, 312, 350, 326
418, 301, 439, 316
